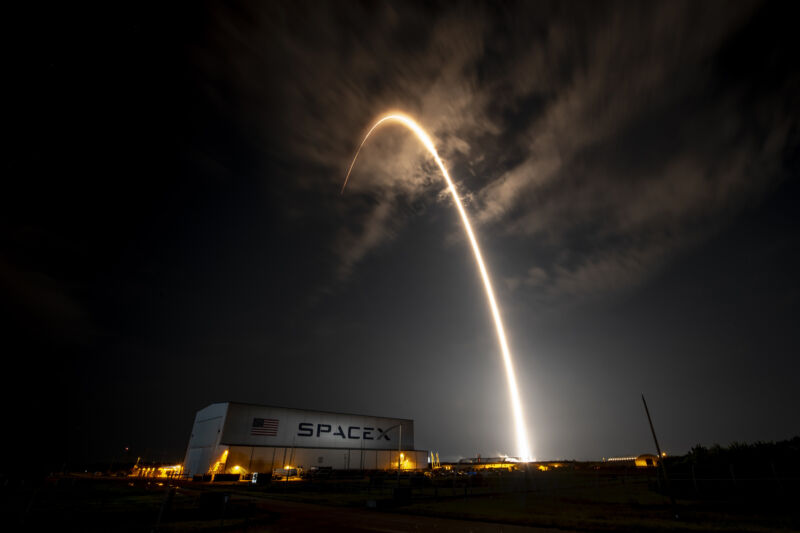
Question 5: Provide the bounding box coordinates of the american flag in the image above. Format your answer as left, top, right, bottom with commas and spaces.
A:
251, 418, 279, 436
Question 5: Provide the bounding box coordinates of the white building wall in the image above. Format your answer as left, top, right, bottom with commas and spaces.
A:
224, 445, 428, 474
220, 402, 414, 450
183, 403, 228, 477
183, 402, 427, 477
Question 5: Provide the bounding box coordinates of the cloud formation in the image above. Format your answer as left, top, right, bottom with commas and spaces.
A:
205, 1, 798, 299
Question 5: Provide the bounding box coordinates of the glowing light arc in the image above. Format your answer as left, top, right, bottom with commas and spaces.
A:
342, 112, 532, 461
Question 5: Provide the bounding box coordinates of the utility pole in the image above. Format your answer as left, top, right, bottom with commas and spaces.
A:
641, 394, 678, 519
398, 425, 402, 484
382, 423, 404, 484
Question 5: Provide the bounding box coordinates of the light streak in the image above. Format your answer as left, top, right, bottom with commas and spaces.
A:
342, 112, 533, 461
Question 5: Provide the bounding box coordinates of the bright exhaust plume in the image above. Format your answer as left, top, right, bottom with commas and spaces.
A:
342, 112, 533, 461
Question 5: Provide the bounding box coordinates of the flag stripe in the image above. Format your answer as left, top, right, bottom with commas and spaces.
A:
251, 418, 279, 436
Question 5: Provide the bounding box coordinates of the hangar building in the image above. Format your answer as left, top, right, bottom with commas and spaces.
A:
183, 402, 428, 477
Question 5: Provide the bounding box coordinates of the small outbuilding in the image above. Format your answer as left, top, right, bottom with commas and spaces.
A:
635, 454, 659, 467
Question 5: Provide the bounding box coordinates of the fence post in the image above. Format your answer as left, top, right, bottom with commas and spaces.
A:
151, 486, 175, 533
770, 462, 782, 494
220, 493, 229, 529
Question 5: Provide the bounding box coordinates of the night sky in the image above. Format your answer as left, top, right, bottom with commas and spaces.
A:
4, 1, 799, 470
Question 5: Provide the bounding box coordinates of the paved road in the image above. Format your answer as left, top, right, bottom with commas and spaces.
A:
255, 499, 570, 532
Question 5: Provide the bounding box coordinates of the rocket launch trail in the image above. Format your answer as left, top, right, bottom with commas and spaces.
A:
342, 112, 533, 461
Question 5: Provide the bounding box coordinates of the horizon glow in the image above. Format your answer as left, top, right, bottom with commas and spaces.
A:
342, 112, 533, 461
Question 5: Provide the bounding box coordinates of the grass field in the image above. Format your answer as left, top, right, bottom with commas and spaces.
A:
4, 467, 798, 532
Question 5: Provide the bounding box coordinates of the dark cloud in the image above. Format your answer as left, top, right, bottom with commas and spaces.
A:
479, 1, 796, 301
199, 1, 796, 302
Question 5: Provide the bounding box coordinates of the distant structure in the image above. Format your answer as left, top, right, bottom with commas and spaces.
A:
604, 454, 661, 467
457, 456, 523, 471
183, 402, 428, 478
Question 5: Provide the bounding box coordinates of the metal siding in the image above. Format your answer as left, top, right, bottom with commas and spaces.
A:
183, 403, 229, 476
248, 446, 279, 473
183, 448, 210, 477
220, 403, 414, 450
225, 446, 252, 474
221, 447, 430, 472
190, 416, 224, 448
